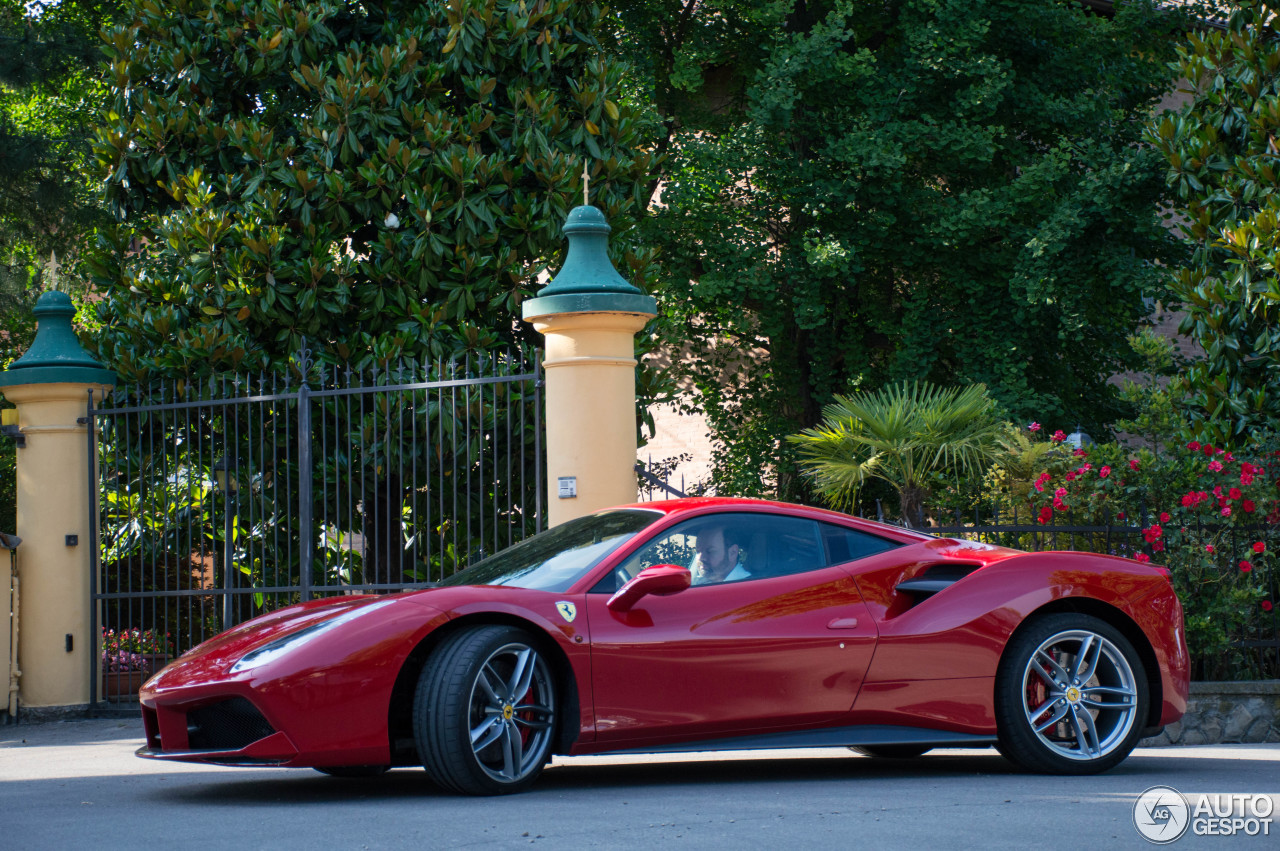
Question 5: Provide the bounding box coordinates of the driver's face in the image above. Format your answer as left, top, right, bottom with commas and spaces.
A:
696, 529, 736, 578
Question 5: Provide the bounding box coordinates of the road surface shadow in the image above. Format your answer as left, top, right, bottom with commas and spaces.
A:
144, 752, 1034, 804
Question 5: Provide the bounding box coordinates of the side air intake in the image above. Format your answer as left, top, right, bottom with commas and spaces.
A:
895, 563, 982, 600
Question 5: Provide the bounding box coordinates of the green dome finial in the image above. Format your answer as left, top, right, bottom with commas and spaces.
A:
0, 291, 116, 387
522, 206, 656, 319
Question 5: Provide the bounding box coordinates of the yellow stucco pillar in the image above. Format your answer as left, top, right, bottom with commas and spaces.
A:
0, 291, 115, 715
531, 312, 654, 526
2, 539, 15, 720
523, 206, 657, 526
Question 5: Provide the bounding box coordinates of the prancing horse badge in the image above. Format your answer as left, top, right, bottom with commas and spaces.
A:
555, 601, 577, 623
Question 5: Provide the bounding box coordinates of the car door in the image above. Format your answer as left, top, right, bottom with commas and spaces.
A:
583, 512, 879, 746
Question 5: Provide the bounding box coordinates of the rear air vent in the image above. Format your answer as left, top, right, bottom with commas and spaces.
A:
895, 563, 981, 599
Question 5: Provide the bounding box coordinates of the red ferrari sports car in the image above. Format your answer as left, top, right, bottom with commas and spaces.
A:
137, 498, 1188, 794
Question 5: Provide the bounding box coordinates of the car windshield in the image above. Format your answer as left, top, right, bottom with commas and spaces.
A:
438, 509, 660, 592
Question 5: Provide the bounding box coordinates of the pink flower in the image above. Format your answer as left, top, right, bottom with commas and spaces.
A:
1159, 512, 1170, 523
1028, 422, 1041, 432
1254, 541, 1266, 553
1099, 466, 1111, 478
1053, 497, 1068, 511
1065, 472, 1077, 482
1241, 472, 1255, 486
1135, 553, 1151, 563
1072, 448, 1088, 457
1213, 486, 1223, 498
1240, 560, 1253, 572
1208, 460, 1223, 472
1221, 506, 1232, 517
1055, 487, 1067, 498
1188, 441, 1201, 451
1129, 459, 1140, 471
1206, 544, 1215, 554
1051, 430, 1066, 443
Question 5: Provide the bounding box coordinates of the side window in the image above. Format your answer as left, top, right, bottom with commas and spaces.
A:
820, 522, 902, 565
593, 513, 827, 592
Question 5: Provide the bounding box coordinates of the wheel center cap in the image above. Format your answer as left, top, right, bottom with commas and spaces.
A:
1065, 686, 1081, 704
502, 704, 514, 721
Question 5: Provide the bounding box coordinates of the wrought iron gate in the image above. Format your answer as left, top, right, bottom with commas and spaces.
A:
89, 350, 542, 709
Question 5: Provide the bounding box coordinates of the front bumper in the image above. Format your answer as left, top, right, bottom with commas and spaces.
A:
139, 694, 299, 766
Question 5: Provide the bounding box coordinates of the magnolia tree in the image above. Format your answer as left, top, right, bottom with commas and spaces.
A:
1149, 0, 1280, 445
91, 0, 657, 379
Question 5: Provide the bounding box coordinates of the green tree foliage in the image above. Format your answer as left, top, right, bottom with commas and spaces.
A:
616, 0, 1184, 498
1, 0, 121, 364
91, 0, 657, 380
1149, 0, 1280, 446
789, 380, 1005, 525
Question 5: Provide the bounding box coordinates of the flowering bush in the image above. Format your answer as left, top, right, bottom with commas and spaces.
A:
101, 627, 173, 673
1025, 436, 1278, 679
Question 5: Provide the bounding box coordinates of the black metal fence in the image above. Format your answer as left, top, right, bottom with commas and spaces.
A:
91, 350, 543, 708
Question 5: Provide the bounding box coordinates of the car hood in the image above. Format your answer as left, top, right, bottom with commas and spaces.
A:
170, 595, 393, 665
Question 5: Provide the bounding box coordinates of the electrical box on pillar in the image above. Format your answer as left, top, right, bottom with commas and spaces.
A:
523, 203, 656, 526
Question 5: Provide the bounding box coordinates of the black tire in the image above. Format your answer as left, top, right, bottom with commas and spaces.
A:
995, 613, 1148, 775
313, 765, 391, 778
414, 625, 557, 795
848, 745, 932, 759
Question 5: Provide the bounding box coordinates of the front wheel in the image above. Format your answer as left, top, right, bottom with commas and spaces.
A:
414, 626, 558, 795
995, 613, 1148, 774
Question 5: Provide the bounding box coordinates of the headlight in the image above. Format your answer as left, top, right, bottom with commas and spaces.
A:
230, 600, 395, 673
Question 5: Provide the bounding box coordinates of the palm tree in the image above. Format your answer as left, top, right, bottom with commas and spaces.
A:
788, 381, 1005, 526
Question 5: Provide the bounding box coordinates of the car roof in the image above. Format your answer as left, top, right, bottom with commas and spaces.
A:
608, 497, 934, 544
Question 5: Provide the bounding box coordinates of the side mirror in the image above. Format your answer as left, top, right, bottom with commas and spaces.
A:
607, 564, 691, 612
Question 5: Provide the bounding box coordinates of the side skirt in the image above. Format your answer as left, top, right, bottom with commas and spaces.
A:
598, 725, 997, 756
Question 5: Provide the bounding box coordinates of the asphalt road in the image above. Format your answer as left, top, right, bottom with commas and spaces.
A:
2, 718, 1276, 850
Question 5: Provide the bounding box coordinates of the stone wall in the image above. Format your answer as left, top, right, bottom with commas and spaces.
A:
1142, 681, 1280, 746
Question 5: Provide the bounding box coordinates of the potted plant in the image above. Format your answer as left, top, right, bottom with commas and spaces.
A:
101, 628, 174, 698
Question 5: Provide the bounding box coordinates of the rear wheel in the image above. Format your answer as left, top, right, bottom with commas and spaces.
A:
996, 613, 1147, 774
414, 625, 558, 795
849, 745, 932, 759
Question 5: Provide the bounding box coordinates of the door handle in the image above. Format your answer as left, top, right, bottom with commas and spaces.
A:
827, 617, 859, 629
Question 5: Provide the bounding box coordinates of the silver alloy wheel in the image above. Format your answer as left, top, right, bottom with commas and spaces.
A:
467, 642, 555, 784
1020, 628, 1139, 761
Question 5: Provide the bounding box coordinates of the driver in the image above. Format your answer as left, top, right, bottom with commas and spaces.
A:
691, 525, 749, 585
